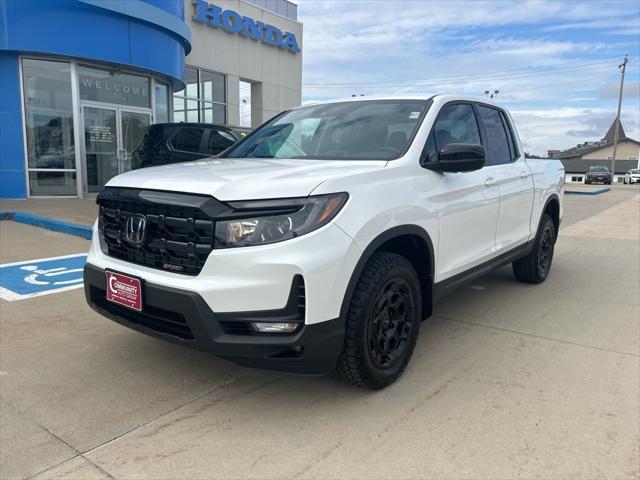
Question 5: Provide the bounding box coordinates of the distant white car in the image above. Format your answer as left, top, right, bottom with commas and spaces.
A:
623, 169, 640, 184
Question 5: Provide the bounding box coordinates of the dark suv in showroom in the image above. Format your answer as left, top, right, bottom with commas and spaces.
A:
584, 165, 612, 185
131, 123, 251, 170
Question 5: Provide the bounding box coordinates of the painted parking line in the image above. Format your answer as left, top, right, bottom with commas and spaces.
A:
0, 254, 87, 301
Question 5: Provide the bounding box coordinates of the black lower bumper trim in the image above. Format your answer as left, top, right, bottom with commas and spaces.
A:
84, 263, 344, 374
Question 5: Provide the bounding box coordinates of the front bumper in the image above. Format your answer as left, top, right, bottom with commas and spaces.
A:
586, 176, 611, 183
87, 220, 361, 326
84, 263, 344, 374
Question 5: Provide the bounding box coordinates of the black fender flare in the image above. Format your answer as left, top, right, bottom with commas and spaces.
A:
540, 193, 561, 238
339, 225, 436, 322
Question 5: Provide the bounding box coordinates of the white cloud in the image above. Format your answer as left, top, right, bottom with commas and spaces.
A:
511, 105, 639, 155
599, 79, 640, 99
296, 0, 640, 156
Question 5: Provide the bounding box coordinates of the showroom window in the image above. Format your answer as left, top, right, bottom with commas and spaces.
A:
22, 58, 77, 196
173, 66, 226, 124
77, 65, 150, 108
239, 80, 252, 127
154, 81, 170, 123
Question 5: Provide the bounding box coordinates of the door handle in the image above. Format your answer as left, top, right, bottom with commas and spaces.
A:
520, 171, 530, 179
485, 177, 496, 187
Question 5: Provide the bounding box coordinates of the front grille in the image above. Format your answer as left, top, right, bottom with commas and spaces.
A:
98, 189, 225, 276
90, 286, 194, 340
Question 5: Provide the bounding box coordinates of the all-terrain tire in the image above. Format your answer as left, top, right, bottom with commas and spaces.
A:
335, 252, 421, 389
512, 213, 556, 284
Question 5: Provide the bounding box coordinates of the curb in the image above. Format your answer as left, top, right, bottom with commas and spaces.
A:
0, 212, 93, 239
565, 188, 611, 196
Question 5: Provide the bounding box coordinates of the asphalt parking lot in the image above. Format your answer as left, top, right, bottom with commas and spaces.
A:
1, 186, 639, 480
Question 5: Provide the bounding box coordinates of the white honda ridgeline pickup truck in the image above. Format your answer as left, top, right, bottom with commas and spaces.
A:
84, 95, 564, 389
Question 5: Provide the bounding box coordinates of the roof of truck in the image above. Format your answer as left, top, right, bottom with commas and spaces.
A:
298, 94, 502, 108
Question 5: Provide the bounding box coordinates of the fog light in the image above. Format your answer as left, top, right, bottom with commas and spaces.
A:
251, 322, 298, 333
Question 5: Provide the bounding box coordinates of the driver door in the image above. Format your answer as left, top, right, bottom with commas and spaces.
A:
423, 102, 500, 282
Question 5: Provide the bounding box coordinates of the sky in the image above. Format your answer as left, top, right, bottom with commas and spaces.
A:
296, 0, 640, 156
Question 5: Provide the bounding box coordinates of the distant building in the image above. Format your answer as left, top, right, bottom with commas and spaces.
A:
548, 120, 640, 183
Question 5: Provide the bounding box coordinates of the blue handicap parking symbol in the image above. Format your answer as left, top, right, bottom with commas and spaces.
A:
0, 254, 87, 301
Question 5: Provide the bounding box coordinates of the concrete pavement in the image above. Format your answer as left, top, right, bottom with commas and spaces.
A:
0, 188, 638, 480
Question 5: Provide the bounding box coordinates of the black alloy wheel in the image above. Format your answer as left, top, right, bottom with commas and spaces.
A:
366, 278, 413, 370
537, 222, 554, 278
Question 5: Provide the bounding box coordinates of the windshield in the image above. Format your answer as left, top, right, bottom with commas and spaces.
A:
630, 169, 640, 174
589, 166, 608, 172
224, 100, 430, 160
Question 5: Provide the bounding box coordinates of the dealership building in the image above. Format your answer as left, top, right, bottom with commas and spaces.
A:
0, 0, 303, 199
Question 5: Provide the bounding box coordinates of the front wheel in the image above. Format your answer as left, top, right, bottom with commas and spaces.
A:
335, 252, 421, 389
512, 214, 556, 284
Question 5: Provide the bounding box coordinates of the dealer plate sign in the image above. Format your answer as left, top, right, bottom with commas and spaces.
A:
105, 271, 142, 311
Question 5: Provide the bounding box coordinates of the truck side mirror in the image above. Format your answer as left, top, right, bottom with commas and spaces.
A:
426, 143, 486, 173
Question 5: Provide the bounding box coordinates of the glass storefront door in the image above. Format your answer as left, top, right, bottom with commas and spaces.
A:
83, 106, 117, 193
120, 111, 151, 174
82, 105, 150, 193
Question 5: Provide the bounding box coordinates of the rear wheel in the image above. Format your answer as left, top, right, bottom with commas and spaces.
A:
335, 252, 421, 389
512, 214, 556, 284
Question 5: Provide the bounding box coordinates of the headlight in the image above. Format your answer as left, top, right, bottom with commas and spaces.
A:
214, 193, 348, 248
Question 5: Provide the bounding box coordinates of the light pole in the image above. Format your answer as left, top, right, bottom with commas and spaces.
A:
484, 90, 499, 99
610, 55, 628, 184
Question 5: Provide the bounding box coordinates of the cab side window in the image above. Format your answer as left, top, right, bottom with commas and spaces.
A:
172, 127, 205, 153
476, 105, 512, 165
205, 129, 235, 155
501, 111, 518, 159
422, 103, 481, 165
433, 104, 481, 147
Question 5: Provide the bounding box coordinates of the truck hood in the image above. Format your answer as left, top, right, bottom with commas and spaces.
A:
107, 158, 386, 200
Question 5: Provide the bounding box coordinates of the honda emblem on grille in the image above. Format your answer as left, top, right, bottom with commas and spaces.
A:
124, 214, 147, 246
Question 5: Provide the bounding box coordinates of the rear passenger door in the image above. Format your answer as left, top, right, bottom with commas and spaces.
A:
423, 102, 500, 281
475, 104, 534, 251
